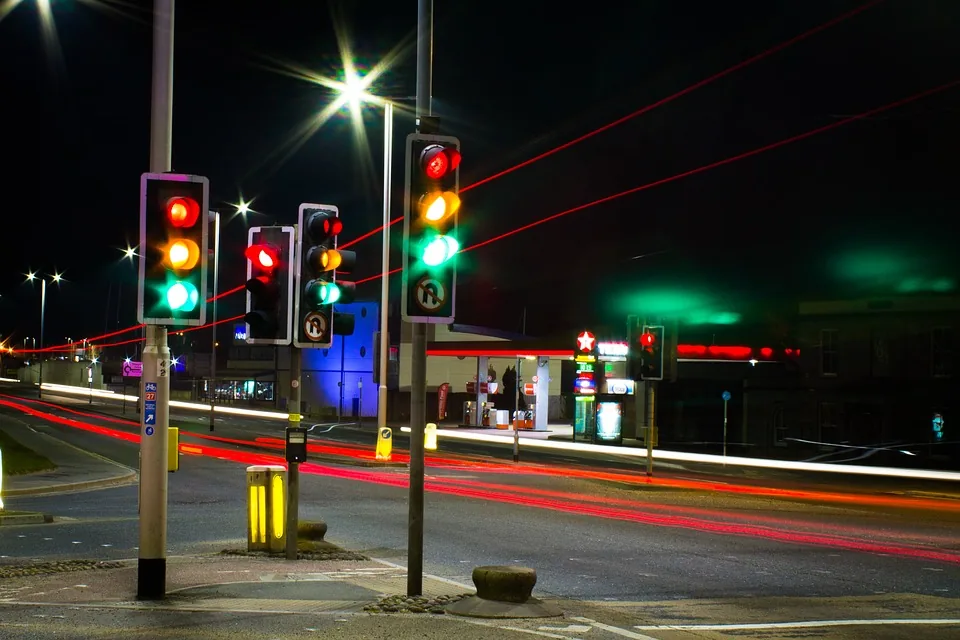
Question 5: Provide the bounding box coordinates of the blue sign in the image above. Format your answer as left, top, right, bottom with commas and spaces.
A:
145, 426, 155, 436
144, 400, 157, 425
146, 382, 157, 393
722, 390, 731, 402
933, 413, 944, 441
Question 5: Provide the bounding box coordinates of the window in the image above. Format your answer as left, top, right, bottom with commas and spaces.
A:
820, 329, 839, 376
772, 402, 787, 447
819, 402, 840, 445
932, 327, 953, 377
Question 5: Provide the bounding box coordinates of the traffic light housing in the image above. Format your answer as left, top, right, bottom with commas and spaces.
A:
638, 325, 665, 381
138, 172, 209, 326
401, 133, 460, 324
244, 226, 295, 345
294, 203, 356, 349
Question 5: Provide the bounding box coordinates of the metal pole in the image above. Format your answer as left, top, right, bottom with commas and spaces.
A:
38, 279, 46, 398
723, 399, 728, 464
407, 0, 433, 598
645, 381, 656, 477
285, 346, 301, 560
138, 0, 174, 601
513, 358, 520, 463
209, 211, 220, 431
377, 102, 394, 432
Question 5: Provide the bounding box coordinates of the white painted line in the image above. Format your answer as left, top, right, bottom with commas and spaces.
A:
572, 617, 657, 640
538, 624, 592, 633
634, 618, 960, 631
458, 618, 581, 640
369, 557, 475, 591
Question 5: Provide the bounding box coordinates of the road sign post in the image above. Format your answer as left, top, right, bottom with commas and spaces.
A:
722, 390, 731, 464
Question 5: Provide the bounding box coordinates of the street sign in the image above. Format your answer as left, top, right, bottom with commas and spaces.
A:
303, 311, 328, 342
122, 361, 143, 378
414, 276, 446, 312
722, 390, 731, 402
144, 382, 157, 426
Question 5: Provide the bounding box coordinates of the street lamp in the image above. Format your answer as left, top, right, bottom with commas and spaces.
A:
24, 269, 63, 398
331, 71, 394, 431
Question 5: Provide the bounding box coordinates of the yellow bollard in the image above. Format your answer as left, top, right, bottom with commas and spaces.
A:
375, 427, 393, 461
245, 464, 287, 552
424, 423, 438, 451
167, 427, 179, 472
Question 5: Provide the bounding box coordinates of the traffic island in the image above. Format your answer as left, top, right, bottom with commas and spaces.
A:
221, 538, 369, 562
0, 559, 124, 579
364, 593, 471, 614
446, 565, 562, 619
0, 510, 54, 526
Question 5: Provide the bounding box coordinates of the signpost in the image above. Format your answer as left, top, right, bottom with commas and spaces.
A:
123, 361, 143, 378
722, 390, 731, 463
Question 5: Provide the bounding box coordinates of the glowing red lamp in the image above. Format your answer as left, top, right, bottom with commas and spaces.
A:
166, 196, 200, 228
245, 244, 279, 271
421, 145, 461, 180
639, 332, 655, 347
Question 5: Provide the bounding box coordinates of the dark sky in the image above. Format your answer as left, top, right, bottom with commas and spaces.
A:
1, 0, 958, 349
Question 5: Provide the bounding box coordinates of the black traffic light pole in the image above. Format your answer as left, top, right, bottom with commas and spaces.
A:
407, 0, 433, 599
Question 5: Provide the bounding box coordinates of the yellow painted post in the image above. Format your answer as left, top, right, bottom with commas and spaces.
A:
167, 427, 179, 472
375, 427, 393, 461
424, 423, 438, 451
265, 465, 287, 553
246, 465, 269, 551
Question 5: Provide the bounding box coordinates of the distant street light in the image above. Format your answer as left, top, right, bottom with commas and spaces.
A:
23, 269, 65, 398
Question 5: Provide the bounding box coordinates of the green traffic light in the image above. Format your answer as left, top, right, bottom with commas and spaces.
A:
421, 235, 459, 267
166, 281, 199, 312
319, 282, 341, 304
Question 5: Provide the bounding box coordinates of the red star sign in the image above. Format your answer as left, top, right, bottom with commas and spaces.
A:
577, 331, 596, 352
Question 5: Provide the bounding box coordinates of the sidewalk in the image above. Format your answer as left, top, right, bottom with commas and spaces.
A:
0, 418, 137, 498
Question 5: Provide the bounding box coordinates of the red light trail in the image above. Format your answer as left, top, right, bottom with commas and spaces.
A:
338, 0, 884, 252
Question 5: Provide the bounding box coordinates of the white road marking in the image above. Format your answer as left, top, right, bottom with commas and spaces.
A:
572, 617, 657, 640
538, 624, 592, 633
634, 619, 960, 631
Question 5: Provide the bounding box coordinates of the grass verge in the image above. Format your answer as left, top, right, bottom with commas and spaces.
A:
0, 429, 57, 475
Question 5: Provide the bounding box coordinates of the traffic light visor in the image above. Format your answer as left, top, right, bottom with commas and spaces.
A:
420, 191, 460, 223
165, 239, 200, 271
245, 244, 279, 271
306, 210, 343, 242
166, 197, 200, 228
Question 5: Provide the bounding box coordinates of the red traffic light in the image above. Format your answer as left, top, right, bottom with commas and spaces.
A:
166, 197, 200, 228
306, 210, 342, 241
639, 332, 656, 347
421, 145, 461, 180
245, 244, 279, 271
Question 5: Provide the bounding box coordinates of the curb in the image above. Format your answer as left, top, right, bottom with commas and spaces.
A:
0, 512, 54, 526
5, 469, 138, 497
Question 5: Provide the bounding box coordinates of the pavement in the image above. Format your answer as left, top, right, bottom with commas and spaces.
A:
0, 415, 137, 500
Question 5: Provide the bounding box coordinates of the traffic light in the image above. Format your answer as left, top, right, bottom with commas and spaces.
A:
401, 133, 461, 324
138, 173, 209, 326
294, 203, 356, 349
638, 325, 665, 381
244, 226, 295, 345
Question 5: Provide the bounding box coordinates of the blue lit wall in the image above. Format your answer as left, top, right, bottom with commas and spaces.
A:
301, 302, 378, 417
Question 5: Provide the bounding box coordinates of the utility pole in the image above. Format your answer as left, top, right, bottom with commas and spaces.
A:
285, 346, 302, 560
138, 0, 174, 600
407, 0, 433, 598
646, 381, 656, 477
377, 102, 394, 432
209, 210, 220, 431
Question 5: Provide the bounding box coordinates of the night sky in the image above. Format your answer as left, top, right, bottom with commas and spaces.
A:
1, 0, 958, 350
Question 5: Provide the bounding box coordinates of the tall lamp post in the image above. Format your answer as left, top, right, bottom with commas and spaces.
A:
25, 270, 63, 398
330, 77, 395, 430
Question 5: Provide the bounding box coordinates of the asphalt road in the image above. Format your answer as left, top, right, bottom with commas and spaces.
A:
22, 385, 960, 499
2, 394, 960, 639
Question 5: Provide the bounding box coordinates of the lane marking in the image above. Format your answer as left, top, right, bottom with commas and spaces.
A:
572, 617, 657, 640
634, 618, 960, 631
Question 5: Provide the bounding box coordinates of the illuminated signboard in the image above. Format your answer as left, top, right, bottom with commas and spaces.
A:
597, 341, 629, 359
604, 378, 635, 395
234, 324, 248, 342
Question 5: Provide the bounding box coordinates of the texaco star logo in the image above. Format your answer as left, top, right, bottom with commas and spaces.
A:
577, 331, 596, 352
